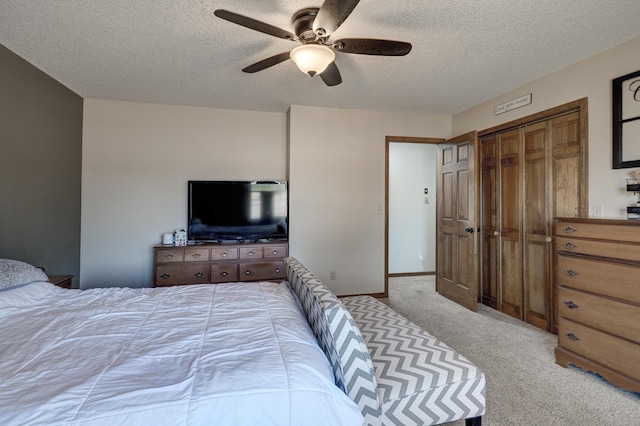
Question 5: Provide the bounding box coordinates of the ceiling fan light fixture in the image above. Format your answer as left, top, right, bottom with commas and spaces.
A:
290, 44, 335, 76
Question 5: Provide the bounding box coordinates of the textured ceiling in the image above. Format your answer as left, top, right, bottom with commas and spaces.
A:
2, 0, 640, 115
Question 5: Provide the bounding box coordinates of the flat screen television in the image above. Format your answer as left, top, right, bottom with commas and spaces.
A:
188, 181, 288, 242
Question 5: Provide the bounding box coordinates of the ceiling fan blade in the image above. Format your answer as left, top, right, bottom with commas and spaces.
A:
242, 52, 291, 73
332, 38, 412, 56
320, 62, 342, 86
214, 9, 296, 41
313, 0, 361, 37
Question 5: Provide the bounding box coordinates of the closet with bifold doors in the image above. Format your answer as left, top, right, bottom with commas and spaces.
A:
480, 99, 588, 332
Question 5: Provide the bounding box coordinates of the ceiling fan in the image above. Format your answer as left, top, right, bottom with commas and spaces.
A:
214, 0, 412, 86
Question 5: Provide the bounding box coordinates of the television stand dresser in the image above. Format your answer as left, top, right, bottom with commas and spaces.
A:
154, 241, 288, 286
554, 217, 640, 393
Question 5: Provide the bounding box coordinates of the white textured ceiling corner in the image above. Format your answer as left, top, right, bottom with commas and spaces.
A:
1, 0, 640, 115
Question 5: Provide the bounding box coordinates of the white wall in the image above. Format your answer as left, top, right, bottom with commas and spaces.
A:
388, 143, 437, 274
81, 99, 287, 288
453, 36, 640, 218
289, 105, 451, 295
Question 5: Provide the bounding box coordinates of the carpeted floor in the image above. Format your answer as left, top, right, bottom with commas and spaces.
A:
383, 276, 640, 425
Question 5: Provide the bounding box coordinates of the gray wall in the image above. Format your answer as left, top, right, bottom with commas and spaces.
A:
0, 44, 83, 286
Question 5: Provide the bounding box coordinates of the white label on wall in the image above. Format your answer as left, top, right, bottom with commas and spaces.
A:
494, 93, 532, 115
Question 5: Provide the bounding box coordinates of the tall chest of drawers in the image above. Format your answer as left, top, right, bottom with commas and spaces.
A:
554, 217, 640, 393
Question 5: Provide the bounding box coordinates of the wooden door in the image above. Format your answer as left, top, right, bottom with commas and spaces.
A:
436, 132, 479, 311
480, 134, 498, 309
498, 129, 523, 319
522, 121, 551, 329
478, 100, 587, 332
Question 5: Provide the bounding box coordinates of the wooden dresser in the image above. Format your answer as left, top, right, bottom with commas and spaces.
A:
154, 242, 288, 287
554, 217, 640, 393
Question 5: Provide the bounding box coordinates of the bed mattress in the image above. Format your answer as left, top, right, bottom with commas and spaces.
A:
0, 281, 362, 425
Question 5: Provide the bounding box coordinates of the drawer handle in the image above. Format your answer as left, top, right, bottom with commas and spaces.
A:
221, 252, 228, 257
248, 251, 255, 256
563, 269, 579, 277
275, 268, 281, 273
272, 250, 279, 255
191, 253, 201, 258
564, 332, 580, 341
194, 272, 204, 278
245, 270, 252, 275
562, 242, 577, 250
160, 273, 171, 279
220, 271, 228, 277
563, 300, 579, 309
164, 253, 174, 259
562, 226, 577, 233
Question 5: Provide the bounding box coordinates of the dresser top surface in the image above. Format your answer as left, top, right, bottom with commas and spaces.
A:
556, 217, 640, 226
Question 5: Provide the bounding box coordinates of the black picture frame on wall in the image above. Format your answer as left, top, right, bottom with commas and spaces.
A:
613, 70, 640, 169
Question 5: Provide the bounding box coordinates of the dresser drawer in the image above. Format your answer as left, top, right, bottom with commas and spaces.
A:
184, 248, 210, 262
556, 237, 640, 262
556, 221, 640, 244
211, 247, 238, 261
557, 255, 640, 304
239, 247, 263, 260
558, 287, 640, 342
210, 263, 238, 283
155, 248, 184, 263
155, 265, 209, 286
238, 260, 285, 281
264, 244, 288, 258
558, 318, 640, 382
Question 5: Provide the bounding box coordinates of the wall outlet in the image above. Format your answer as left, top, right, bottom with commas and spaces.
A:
330, 270, 336, 280
591, 204, 604, 217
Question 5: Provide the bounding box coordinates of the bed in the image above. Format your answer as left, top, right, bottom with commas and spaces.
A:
0, 259, 363, 425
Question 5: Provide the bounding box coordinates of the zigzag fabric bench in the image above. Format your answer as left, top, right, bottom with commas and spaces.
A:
341, 295, 485, 426
284, 257, 486, 426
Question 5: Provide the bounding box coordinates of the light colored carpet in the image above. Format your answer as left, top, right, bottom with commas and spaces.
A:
383, 276, 640, 425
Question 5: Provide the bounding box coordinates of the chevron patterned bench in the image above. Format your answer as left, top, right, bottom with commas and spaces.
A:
284, 257, 485, 426
341, 295, 485, 426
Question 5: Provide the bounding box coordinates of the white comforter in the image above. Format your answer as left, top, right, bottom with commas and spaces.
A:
0, 281, 363, 426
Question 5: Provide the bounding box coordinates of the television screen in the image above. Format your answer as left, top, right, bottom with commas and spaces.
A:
188, 181, 288, 242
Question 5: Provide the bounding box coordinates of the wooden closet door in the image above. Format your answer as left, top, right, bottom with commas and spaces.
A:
551, 111, 585, 218
480, 135, 498, 309
522, 121, 551, 329
479, 101, 587, 332
498, 129, 523, 319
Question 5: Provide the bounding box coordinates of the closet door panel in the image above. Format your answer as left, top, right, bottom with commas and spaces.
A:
481, 136, 498, 307
501, 239, 522, 318
523, 122, 551, 329
552, 112, 584, 219
524, 241, 549, 328
499, 130, 522, 319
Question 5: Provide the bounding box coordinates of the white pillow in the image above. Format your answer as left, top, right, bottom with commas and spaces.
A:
0, 259, 49, 289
